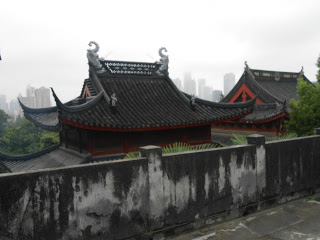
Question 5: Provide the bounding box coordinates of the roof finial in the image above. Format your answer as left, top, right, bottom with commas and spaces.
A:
156, 47, 169, 76
190, 94, 196, 110
244, 61, 249, 70
87, 41, 105, 73
297, 66, 304, 79
110, 93, 117, 113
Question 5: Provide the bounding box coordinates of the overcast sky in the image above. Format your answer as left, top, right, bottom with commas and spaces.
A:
0, 0, 320, 102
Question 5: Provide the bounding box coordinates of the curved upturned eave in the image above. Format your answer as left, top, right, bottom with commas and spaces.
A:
18, 98, 57, 114
238, 112, 290, 123
24, 113, 60, 132
51, 88, 109, 113
18, 98, 60, 132
0, 144, 60, 162
238, 105, 290, 123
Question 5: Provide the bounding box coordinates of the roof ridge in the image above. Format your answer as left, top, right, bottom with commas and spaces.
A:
101, 59, 157, 65
251, 68, 300, 74
195, 93, 258, 108
245, 70, 285, 104
164, 75, 192, 105
0, 144, 59, 161
90, 67, 110, 102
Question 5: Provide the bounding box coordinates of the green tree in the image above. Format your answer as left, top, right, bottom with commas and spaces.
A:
0, 119, 59, 154
0, 109, 9, 137
317, 54, 320, 83
40, 132, 59, 148
285, 78, 320, 136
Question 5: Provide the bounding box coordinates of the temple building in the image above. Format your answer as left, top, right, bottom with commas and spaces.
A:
0, 42, 256, 173
215, 62, 313, 135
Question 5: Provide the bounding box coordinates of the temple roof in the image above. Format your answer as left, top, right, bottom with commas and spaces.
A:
21, 58, 257, 132
221, 66, 312, 108
238, 103, 289, 122
0, 145, 90, 173
51, 61, 256, 131
19, 100, 60, 132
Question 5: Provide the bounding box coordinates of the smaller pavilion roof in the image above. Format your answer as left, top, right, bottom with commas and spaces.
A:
238, 103, 289, 123
221, 65, 312, 109
0, 145, 90, 173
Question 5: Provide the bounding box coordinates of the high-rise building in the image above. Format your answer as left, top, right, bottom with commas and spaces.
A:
202, 86, 213, 101
197, 78, 206, 98
0, 95, 9, 114
172, 78, 182, 90
183, 72, 196, 95
224, 73, 235, 95
212, 90, 222, 102
35, 87, 51, 108
9, 99, 19, 116
19, 86, 51, 114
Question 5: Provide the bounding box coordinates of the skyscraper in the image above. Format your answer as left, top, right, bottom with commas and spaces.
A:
212, 90, 222, 102
0, 95, 9, 114
19, 86, 51, 113
197, 78, 206, 98
183, 72, 196, 95
172, 78, 182, 90
35, 87, 51, 108
9, 99, 19, 116
202, 85, 213, 101
224, 73, 235, 95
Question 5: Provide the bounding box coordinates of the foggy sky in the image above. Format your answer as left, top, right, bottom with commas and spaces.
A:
0, 0, 320, 102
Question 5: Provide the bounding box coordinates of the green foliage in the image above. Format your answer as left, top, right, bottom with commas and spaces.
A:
11, 115, 25, 128
40, 132, 60, 148
231, 133, 299, 145
231, 134, 247, 145
124, 142, 221, 159
0, 119, 59, 154
162, 142, 220, 154
266, 133, 298, 141
317, 54, 320, 83
0, 109, 9, 137
124, 152, 140, 159
285, 78, 320, 136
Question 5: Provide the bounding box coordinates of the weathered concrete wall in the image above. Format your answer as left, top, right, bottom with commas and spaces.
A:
1, 133, 320, 239
0, 159, 150, 239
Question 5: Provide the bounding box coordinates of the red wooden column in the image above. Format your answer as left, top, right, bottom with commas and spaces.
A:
123, 134, 130, 153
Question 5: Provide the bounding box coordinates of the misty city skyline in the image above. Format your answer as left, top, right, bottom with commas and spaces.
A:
1, 0, 320, 102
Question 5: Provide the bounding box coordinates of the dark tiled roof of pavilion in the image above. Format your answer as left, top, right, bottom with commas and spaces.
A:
0, 145, 90, 173
238, 103, 289, 122
51, 61, 257, 130
221, 66, 312, 108
18, 99, 60, 132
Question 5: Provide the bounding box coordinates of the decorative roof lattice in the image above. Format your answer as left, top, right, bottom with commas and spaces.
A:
102, 61, 156, 75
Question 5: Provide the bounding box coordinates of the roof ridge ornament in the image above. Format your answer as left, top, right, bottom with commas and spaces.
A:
156, 47, 169, 76
297, 66, 304, 79
190, 94, 196, 110
244, 61, 255, 79
87, 41, 105, 73
110, 93, 117, 113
